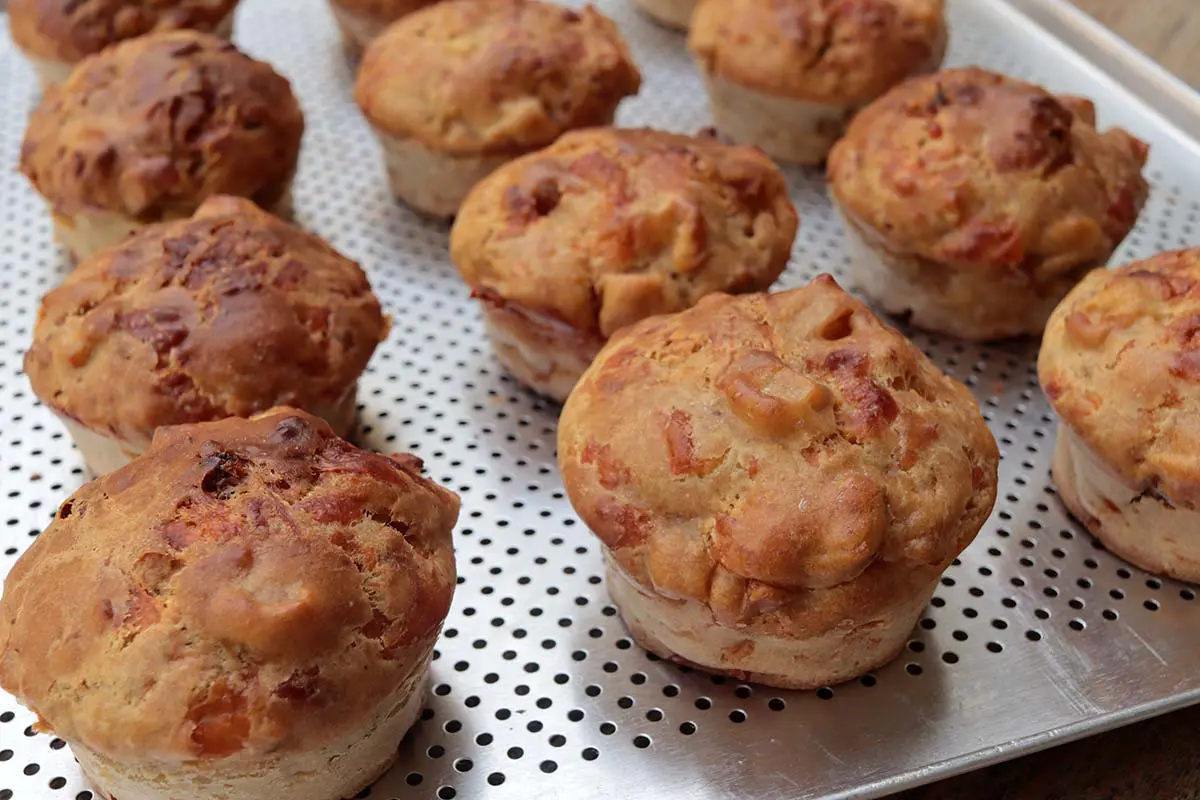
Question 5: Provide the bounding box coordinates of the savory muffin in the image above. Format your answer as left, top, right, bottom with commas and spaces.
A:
689, 0, 947, 164
0, 408, 459, 800
559, 276, 999, 688
327, 0, 439, 58
10, 0, 241, 88
25, 196, 387, 475
828, 67, 1150, 340
633, 0, 695, 31
451, 127, 798, 402
1040, 249, 1200, 583
355, 0, 641, 218
20, 30, 304, 262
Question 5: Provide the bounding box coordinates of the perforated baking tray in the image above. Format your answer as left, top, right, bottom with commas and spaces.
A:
1, 1, 1199, 798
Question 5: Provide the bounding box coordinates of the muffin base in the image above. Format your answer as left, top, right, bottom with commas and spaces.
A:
75, 673, 429, 800
1053, 426, 1200, 583
478, 300, 604, 404
23, 11, 237, 89
604, 553, 929, 689
632, 0, 695, 30
56, 385, 361, 476
372, 131, 515, 219
701, 73, 853, 165
51, 180, 294, 264
834, 200, 1089, 340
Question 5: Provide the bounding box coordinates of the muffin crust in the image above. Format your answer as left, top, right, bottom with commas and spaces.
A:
0, 407, 458, 762
25, 196, 387, 449
355, 0, 640, 156
559, 277, 997, 670
20, 30, 304, 224
10, 0, 240, 64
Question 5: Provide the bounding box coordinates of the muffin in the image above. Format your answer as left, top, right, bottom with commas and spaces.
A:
25, 196, 387, 476
633, 0, 695, 31
828, 67, 1150, 340
559, 276, 999, 688
1040, 249, 1200, 583
20, 30, 304, 262
327, 0, 439, 59
10, 0, 241, 88
451, 127, 799, 402
689, 0, 947, 164
355, 0, 641, 218
0, 408, 459, 800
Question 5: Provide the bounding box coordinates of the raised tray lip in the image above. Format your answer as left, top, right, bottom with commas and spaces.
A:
1002, 0, 1200, 141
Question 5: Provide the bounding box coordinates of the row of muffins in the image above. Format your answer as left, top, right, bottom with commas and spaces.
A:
1, 2, 1196, 800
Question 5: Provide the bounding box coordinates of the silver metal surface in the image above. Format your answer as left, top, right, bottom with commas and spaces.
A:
1, 1, 1199, 798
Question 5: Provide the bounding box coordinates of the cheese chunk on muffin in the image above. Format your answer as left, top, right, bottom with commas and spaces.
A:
559, 276, 998, 688
355, 0, 641, 218
1040, 249, 1200, 583
828, 67, 1150, 340
0, 408, 459, 800
689, 0, 947, 164
328, 0, 440, 58
451, 127, 798, 402
21, 30, 304, 262
25, 196, 387, 475
10, 0, 241, 88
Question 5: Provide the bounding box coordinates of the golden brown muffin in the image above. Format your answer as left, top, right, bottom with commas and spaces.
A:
25, 196, 387, 475
1039, 249, 1200, 583
9, 0, 241, 87
355, 0, 641, 217
327, 0, 440, 58
828, 67, 1150, 340
0, 408, 459, 800
20, 30, 304, 262
450, 127, 799, 402
689, 0, 947, 164
559, 276, 998, 688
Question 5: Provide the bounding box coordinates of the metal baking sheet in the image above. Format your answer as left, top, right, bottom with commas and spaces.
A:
1, 0, 1198, 798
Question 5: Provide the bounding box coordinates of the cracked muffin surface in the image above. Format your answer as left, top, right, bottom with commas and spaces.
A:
24, 196, 386, 447
558, 276, 998, 637
0, 408, 459, 761
10, 0, 240, 64
828, 67, 1149, 277
689, 0, 946, 104
451, 127, 798, 341
355, 0, 640, 156
20, 30, 303, 223
1039, 249, 1200, 507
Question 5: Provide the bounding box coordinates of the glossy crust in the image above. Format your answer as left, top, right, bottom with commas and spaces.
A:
689, 0, 947, 104
1040, 249, 1200, 508
0, 408, 458, 762
451, 127, 798, 340
828, 68, 1149, 278
10, 0, 240, 64
20, 30, 304, 223
559, 277, 998, 643
25, 196, 387, 449
354, 0, 641, 156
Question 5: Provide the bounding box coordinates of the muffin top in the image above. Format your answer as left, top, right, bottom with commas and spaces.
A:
10, 0, 240, 63
25, 197, 387, 446
355, 0, 641, 155
0, 408, 459, 761
828, 68, 1149, 278
689, 0, 946, 104
451, 128, 798, 339
20, 30, 304, 222
559, 276, 998, 635
1040, 249, 1200, 506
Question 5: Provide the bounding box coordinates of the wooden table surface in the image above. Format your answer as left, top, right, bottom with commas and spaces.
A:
900, 3, 1200, 799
